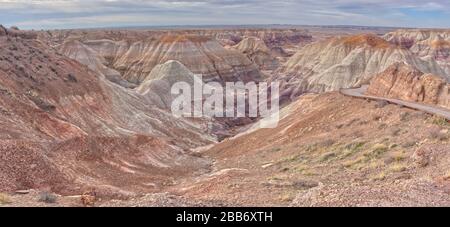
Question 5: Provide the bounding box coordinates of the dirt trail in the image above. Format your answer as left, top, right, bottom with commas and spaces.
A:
340, 86, 450, 120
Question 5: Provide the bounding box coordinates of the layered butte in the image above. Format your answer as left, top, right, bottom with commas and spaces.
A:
367, 63, 449, 109
384, 29, 450, 76
58, 39, 135, 88
58, 34, 262, 85
276, 34, 448, 101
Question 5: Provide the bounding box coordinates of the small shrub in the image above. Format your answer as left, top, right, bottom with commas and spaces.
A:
399, 112, 409, 121
372, 115, 382, 121
390, 128, 402, 136
352, 130, 364, 138
402, 140, 417, 148
389, 163, 408, 173
364, 144, 388, 159
372, 172, 387, 181
336, 124, 344, 129
9, 45, 18, 51
346, 118, 359, 126
431, 117, 450, 127
375, 100, 389, 108
318, 139, 335, 147
278, 193, 295, 203
319, 152, 336, 162
341, 141, 365, 158
343, 156, 366, 170
429, 128, 448, 141
280, 155, 299, 163
378, 123, 387, 129
66, 73, 78, 83
444, 170, 450, 180
391, 151, 407, 162
38, 192, 57, 203
270, 147, 282, 152
301, 169, 318, 176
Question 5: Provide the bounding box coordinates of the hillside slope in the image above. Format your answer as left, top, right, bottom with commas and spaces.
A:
276, 34, 447, 101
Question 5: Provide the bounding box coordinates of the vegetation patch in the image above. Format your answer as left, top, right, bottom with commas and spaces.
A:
364, 144, 388, 160
388, 163, 408, 173
0, 193, 12, 205
430, 116, 450, 127
340, 141, 366, 158
38, 192, 57, 204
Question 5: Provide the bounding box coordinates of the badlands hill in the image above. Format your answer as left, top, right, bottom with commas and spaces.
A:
58, 39, 135, 88
180, 92, 450, 206
1, 26, 449, 207
233, 37, 279, 70
39, 28, 312, 49
0, 27, 224, 196
58, 34, 261, 85
191, 29, 313, 55
367, 63, 449, 109
384, 29, 450, 76
136, 60, 199, 110
277, 34, 447, 101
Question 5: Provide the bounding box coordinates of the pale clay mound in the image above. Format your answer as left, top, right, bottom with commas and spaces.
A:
367, 63, 449, 109
136, 60, 200, 110
276, 34, 448, 102
233, 37, 279, 70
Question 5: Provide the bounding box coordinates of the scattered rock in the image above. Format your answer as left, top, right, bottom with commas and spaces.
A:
15, 190, 32, 195
261, 163, 275, 169
411, 146, 433, 167
81, 190, 97, 207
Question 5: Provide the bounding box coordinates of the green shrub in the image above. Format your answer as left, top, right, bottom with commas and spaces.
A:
38, 192, 57, 204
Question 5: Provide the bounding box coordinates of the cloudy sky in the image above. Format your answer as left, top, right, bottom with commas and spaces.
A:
0, 0, 449, 29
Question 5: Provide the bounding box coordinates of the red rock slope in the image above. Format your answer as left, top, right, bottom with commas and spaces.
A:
367, 63, 449, 109
0, 27, 218, 196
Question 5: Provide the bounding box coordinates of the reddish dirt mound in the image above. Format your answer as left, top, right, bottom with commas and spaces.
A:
342, 34, 394, 49
173, 92, 450, 206
431, 40, 450, 49
0, 140, 71, 193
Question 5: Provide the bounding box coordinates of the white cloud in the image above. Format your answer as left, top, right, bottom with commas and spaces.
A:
1, 0, 449, 29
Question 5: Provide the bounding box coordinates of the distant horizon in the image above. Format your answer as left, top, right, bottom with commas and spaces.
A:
1, 1, 450, 30
3, 23, 445, 31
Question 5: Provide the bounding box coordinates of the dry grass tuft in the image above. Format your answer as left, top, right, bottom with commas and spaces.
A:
0, 193, 12, 205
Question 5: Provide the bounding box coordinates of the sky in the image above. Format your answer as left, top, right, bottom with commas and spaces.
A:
0, 0, 450, 29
